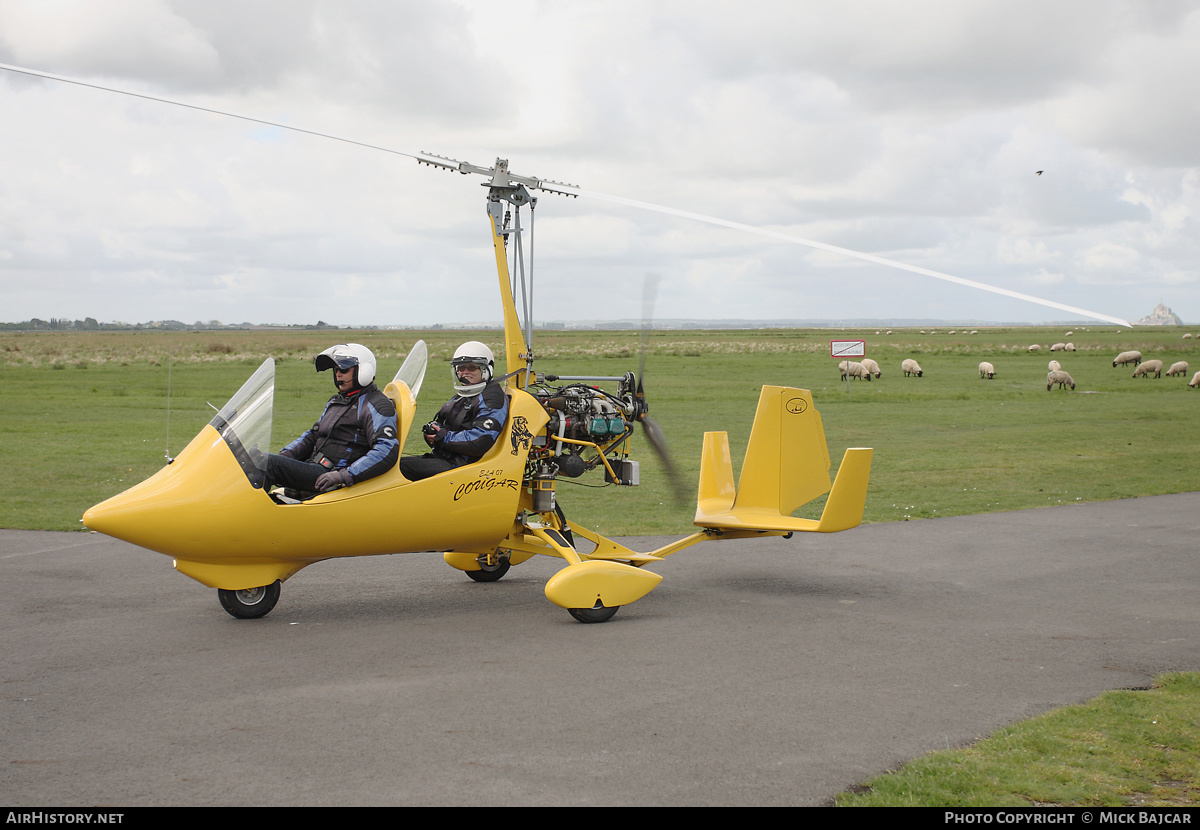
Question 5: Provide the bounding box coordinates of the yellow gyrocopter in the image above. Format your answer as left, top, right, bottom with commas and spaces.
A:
82, 156, 875, 623
1, 63, 1126, 622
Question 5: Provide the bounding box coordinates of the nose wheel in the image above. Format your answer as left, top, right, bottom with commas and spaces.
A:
568, 602, 620, 624
218, 581, 281, 619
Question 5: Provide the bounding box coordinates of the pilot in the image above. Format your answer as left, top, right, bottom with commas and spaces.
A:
262, 343, 399, 495
400, 340, 509, 481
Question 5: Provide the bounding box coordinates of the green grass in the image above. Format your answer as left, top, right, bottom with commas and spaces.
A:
4, 325, 1196, 533
837, 672, 1200, 807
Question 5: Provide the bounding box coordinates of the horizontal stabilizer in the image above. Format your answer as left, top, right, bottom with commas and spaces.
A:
694, 386, 871, 534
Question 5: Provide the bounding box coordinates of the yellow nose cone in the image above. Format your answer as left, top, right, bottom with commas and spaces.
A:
82, 426, 258, 557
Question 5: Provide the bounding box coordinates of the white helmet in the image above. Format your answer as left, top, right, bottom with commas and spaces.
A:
451, 341, 494, 397
315, 343, 377, 387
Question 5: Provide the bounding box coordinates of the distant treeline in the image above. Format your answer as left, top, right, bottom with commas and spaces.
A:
0, 318, 346, 332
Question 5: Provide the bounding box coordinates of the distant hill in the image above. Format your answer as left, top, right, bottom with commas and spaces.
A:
1134, 304, 1183, 326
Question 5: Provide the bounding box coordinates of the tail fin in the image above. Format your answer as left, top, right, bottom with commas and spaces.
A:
694, 386, 872, 533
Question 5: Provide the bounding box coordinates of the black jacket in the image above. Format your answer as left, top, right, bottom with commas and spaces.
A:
281, 384, 399, 483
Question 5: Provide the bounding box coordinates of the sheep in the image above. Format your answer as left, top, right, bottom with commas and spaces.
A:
1064, 343, 1076, 351
1051, 342, 1066, 351
860, 357, 882, 378
1065, 331, 1074, 336
1028, 344, 1042, 352
1184, 333, 1193, 340
1133, 359, 1163, 378
979, 361, 995, 379
1047, 370, 1075, 390
1048, 359, 1061, 372
1113, 350, 1141, 367
902, 359, 923, 377
1190, 371, 1200, 388
1167, 361, 1189, 377
838, 360, 872, 381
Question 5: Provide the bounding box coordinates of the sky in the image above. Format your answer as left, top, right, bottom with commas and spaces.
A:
2, 0, 1199, 328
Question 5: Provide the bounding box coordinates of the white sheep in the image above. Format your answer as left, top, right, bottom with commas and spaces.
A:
979, 361, 995, 379
1028, 344, 1042, 352
1190, 371, 1200, 388
860, 358, 882, 378
1048, 359, 1061, 372
1050, 342, 1066, 351
1064, 343, 1076, 351
1133, 359, 1163, 378
1167, 361, 1189, 377
902, 358, 923, 377
1046, 370, 1075, 390
838, 360, 872, 381
1184, 333, 1193, 340
1113, 350, 1141, 367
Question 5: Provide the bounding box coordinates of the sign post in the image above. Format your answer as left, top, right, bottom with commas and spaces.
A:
831, 339, 866, 392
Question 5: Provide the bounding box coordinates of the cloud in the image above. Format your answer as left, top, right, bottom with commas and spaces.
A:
2, 0, 1200, 325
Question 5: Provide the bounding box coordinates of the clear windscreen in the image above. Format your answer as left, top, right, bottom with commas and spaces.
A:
210, 358, 274, 488
393, 339, 428, 402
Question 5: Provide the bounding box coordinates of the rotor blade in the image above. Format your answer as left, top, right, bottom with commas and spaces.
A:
0, 63, 427, 165
3, 61, 1129, 327
544, 184, 1133, 328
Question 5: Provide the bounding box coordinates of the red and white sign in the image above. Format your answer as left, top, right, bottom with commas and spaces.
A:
830, 339, 866, 358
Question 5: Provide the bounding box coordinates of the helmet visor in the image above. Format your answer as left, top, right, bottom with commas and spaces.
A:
315, 350, 360, 373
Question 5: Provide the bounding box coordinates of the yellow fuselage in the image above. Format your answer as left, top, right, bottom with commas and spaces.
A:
83, 388, 548, 590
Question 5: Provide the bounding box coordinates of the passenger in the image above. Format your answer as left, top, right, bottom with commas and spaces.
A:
400, 341, 508, 481
263, 343, 399, 494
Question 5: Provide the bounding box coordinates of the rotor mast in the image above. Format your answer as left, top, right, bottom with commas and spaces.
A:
415, 153, 578, 388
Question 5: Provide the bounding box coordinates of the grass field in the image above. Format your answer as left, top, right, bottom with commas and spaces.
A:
2, 324, 1197, 533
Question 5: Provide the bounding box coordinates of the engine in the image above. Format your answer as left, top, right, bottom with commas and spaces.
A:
528, 371, 641, 485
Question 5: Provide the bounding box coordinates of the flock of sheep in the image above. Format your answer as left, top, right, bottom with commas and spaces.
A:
837, 340, 1200, 391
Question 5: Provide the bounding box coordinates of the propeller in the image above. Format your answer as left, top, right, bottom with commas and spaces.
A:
633, 275, 687, 503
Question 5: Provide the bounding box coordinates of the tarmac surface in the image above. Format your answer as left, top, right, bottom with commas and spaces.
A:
3, 492, 1198, 806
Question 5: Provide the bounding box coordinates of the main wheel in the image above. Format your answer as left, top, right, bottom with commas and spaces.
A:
466, 554, 510, 583
218, 581, 281, 619
568, 602, 620, 624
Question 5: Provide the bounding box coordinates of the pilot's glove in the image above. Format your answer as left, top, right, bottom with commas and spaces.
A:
423, 422, 441, 447
315, 469, 353, 493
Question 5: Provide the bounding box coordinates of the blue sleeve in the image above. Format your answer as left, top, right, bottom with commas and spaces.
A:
347, 394, 399, 482
437, 385, 508, 461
